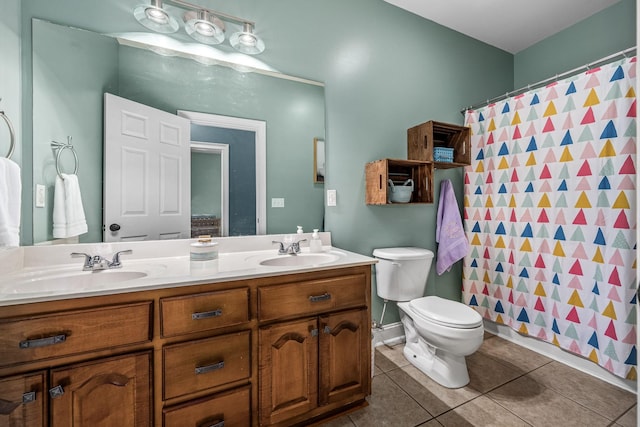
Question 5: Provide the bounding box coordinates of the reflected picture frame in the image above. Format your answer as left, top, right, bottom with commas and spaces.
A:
313, 138, 325, 184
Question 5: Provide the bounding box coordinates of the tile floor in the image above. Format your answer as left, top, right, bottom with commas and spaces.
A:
325, 333, 637, 427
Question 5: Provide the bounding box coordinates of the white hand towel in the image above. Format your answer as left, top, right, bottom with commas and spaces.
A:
0, 158, 21, 247
53, 173, 88, 239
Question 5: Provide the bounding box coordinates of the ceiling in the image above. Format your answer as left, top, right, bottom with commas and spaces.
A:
384, 0, 621, 54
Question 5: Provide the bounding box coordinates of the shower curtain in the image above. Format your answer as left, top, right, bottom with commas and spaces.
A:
463, 57, 637, 379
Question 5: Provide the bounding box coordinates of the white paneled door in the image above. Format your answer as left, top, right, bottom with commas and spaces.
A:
104, 93, 191, 242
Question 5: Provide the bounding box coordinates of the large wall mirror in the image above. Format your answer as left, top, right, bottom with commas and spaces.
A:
29, 18, 326, 245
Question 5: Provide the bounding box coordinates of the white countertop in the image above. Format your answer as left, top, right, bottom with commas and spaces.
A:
0, 233, 376, 306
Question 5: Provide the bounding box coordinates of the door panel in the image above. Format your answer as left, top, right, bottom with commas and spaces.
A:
319, 310, 369, 406
259, 318, 318, 425
104, 93, 190, 242
50, 352, 151, 427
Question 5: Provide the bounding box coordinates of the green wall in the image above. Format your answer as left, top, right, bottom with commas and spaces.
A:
32, 20, 119, 243
191, 152, 221, 218
514, 0, 636, 88
8, 0, 631, 325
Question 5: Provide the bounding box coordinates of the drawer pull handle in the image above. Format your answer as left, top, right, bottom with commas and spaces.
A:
192, 309, 222, 320
309, 293, 331, 303
49, 385, 65, 399
195, 361, 225, 375
19, 333, 67, 349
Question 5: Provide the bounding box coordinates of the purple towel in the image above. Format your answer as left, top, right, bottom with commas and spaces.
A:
436, 179, 469, 275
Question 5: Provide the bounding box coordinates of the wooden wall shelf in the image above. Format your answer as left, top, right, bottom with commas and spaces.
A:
365, 159, 433, 205
365, 121, 470, 205
408, 120, 471, 168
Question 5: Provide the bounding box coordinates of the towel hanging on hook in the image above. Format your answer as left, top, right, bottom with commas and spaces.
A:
51, 136, 79, 179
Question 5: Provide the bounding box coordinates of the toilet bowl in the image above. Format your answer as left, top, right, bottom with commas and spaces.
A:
398, 296, 483, 388
373, 247, 483, 388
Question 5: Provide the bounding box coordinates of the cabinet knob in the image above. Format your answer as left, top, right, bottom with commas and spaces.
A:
109, 223, 121, 232
49, 385, 65, 399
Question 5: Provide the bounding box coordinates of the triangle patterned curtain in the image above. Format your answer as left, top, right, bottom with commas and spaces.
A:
463, 57, 637, 380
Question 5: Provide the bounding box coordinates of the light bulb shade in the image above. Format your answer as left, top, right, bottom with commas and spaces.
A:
134, 0, 179, 33
230, 23, 265, 55
184, 10, 225, 45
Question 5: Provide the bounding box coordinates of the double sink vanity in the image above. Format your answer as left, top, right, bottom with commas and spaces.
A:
0, 233, 375, 426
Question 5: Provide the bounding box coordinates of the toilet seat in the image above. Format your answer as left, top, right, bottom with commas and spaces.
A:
409, 296, 482, 329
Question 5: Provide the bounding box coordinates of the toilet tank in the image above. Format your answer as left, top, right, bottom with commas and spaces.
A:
373, 247, 434, 302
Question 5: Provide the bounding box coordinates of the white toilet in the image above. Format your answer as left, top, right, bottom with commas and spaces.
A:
373, 247, 483, 388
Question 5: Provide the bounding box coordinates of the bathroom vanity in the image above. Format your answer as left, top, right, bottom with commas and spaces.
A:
0, 235, 375, 426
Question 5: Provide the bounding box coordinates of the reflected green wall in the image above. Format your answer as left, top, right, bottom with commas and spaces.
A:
191, 152, 221, 218
32, 21, 118, 243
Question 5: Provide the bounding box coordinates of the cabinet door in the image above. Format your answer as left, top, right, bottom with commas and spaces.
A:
259, 318, 318, 426
50, 352, 151, 427
319, 309, 369, 406
0, 371, 46, 427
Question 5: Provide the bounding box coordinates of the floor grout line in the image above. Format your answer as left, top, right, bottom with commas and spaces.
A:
372, 340, 637, 427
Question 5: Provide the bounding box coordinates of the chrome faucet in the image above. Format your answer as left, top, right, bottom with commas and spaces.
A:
71, 250, 133, 271
272, 239, 307, 255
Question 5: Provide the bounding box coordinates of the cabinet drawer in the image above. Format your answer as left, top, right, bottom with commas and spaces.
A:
161, 288, 249, 337
163, 330, 250, 400
163, 385, 250, 427
258, 274, 367, 322
0, 302, 152, 367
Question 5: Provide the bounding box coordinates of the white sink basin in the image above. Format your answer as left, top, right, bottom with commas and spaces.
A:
259, 253, 339, 267
1, 270, 148, 295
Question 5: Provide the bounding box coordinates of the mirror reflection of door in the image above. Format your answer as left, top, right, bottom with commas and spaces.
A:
178, 111, 267, 236
103, 93, 191, 242
191, 126, 257, 236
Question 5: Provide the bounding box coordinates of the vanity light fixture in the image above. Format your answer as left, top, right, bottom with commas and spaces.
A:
229, 22, 265, 55
133, 0, 180, 34
183, 10, 225, 45
133, 0, 265, 54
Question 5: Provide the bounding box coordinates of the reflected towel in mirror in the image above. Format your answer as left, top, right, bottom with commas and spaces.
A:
53, 173, 87, 239
0, 157, 21, 247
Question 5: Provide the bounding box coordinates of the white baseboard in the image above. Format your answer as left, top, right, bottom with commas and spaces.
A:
372, 322, 404, 347
372, 320, 637, 394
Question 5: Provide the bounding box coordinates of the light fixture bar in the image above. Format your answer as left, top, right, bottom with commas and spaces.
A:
163, 0, 254, 27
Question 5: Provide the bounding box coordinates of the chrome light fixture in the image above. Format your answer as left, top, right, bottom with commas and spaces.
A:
183, 10, 225, 45
230, 22, 265, 55
133, 0, 179, 33
133, 0, 265, 54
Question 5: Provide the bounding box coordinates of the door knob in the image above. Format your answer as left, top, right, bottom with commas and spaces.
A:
109, 224, 121, 232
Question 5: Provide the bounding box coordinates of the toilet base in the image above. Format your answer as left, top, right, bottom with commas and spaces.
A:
403, 338, 470, 389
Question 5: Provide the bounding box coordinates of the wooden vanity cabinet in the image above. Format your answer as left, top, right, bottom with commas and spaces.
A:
257, 270, 371, 426
0, 264, 372, 427
49, 352, 152, 427
0, 371, 46, 426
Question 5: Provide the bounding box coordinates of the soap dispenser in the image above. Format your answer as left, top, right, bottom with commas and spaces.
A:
297, 225, 304, 234
309, 229, 322, 253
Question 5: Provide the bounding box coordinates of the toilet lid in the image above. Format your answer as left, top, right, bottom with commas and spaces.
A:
410, 296, 483, 329
372, 247, 434, 261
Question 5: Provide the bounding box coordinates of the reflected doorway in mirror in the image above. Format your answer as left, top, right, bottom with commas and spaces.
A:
314, 138, 325, 184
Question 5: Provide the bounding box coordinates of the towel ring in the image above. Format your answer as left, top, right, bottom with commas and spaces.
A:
51, 137, 79, 179
0, 110, 16, 159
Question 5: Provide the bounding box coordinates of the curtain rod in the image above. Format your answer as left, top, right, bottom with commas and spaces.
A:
460, 46, 636, 114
